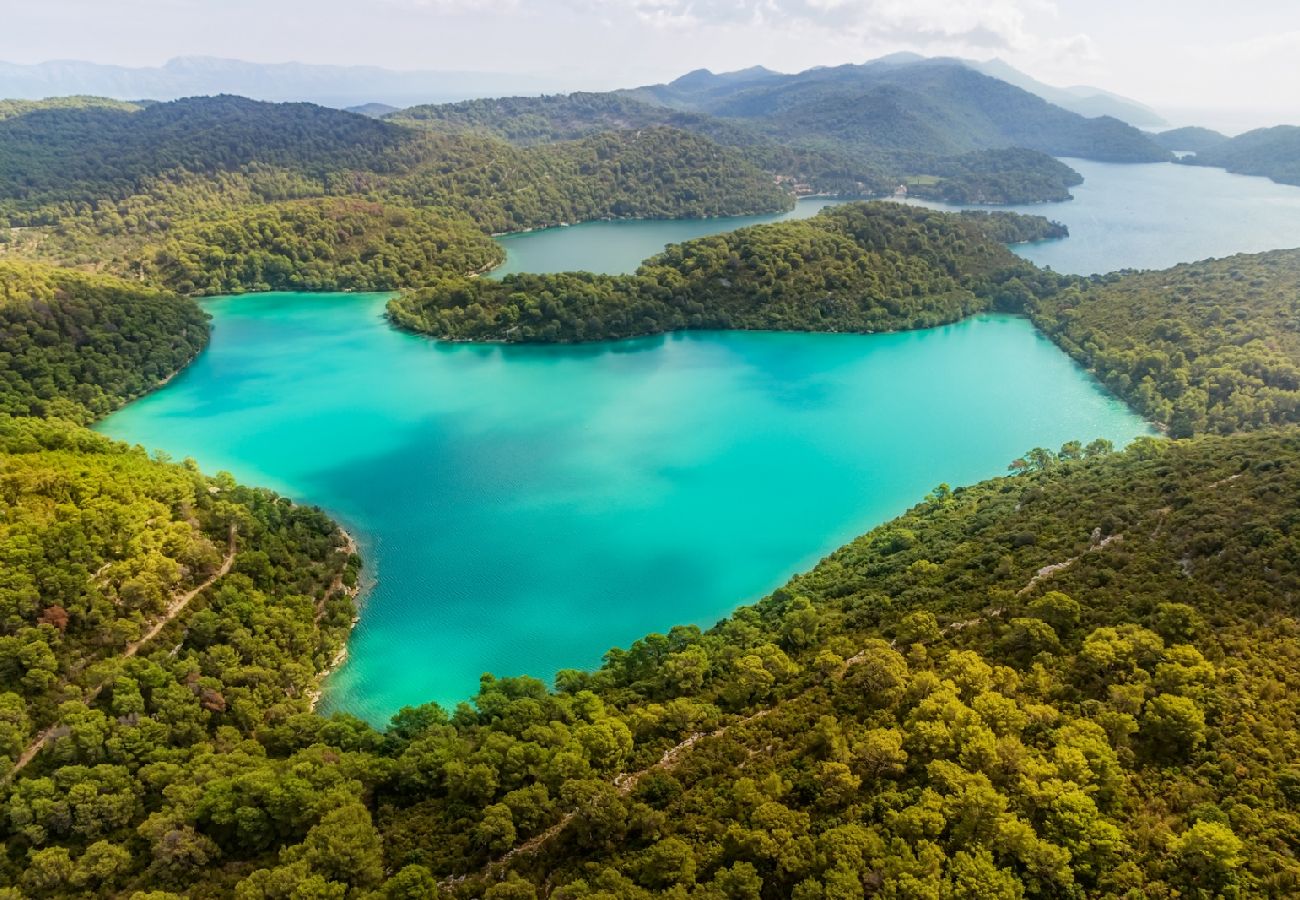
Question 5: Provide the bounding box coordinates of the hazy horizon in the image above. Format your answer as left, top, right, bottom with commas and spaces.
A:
4, 1, 1299, 131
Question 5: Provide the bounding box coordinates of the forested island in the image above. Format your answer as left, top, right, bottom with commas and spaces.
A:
2, 73, 1300, 898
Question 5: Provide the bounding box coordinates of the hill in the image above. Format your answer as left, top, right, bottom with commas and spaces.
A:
143, 199, 503, 295
624, 60, 1170, 164
0, 260, 208, 422
345, 102, 400, 118
1184, 125, 1300, 186
966, 57, 1167, 127
1029, 250, 1300, 436
0, 96, 793, 285
1152, 126, 1229, 154
387, 203, 1064, 342
391, 89, 1087, 206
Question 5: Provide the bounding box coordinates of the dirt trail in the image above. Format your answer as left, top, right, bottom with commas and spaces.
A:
3, 525, 237, 783
441, 706, 776, 890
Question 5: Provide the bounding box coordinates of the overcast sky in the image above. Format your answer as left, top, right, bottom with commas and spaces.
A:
5, 0, 1298, 128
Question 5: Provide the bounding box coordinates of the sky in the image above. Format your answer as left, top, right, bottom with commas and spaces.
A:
4, 0, 1299, 128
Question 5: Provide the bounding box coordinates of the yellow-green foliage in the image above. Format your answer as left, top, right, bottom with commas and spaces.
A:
145, 199, 504, 295
1032, 250, 1300, 436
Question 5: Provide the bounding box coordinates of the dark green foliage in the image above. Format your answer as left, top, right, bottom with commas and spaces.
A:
1185, 125, 1300, 186
907, 149, 1084, 204
1030, 250, 1300, 435
0, 96, 790, 228
0, 261, 208, 422
388, 202, 1063, 342
956, 209, 1070, 244
0, 95, 405, 213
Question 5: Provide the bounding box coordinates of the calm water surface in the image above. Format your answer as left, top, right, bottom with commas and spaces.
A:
496, 161, 1300, 277
492, 196, 847, 276
909, 158, 1300, 274
98, 295, 1151, 724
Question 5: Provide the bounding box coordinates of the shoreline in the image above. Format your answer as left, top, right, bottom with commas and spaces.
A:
308, 524, 368, 712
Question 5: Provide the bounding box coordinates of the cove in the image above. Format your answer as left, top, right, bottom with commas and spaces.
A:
492, 196, 847, 277
495, 161, 1300, 277
96, 293, 1153, 725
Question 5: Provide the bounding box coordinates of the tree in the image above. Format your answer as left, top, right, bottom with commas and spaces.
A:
1168, 821, 1244, 895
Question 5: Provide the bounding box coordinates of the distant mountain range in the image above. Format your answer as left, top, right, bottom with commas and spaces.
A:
0, 56, 560, 107
0, 54, 1166, 128
616, 59, 1169, 163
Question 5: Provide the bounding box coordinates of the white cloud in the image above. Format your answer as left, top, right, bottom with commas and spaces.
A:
580, 0, 1059, 53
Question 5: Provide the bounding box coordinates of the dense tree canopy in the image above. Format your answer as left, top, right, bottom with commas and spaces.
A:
388, 202, 1065, 342
389, 67, 1160, 206
0, 261, 208, 422
1030, 250, 1300, 436
0, 97, 793, 288
144, 199, 502, 295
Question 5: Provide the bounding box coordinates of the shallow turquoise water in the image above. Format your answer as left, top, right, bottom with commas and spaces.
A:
98, 294, 1152, 724
495, 161, 1300, 277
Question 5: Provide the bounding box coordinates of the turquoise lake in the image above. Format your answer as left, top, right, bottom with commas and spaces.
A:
99, 297, 1151, 724
97, 157, 1300, 724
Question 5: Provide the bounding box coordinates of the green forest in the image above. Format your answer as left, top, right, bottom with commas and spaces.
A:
387, 203, 1063, 342
2, 81, 1300, 898
0, 261, 208, 422
144, 200, 503, 296
1030, 251, 1300, 436
0, 97, 791, 294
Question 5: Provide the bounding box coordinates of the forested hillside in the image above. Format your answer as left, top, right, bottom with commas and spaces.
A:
1185, 125, 1300, 186
0, 418, 362, 896
388, 203, 1063, 342
0, 261, 208, 422
392, 88, 1088, 205
1152, 126, 1228, 154
0, 97, 792, 292
144, 200, 502, 295
1030, 250, 1300, 436
7, 418, 1300, 897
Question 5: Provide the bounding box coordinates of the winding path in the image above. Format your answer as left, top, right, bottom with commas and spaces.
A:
2, 525, 237, 783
